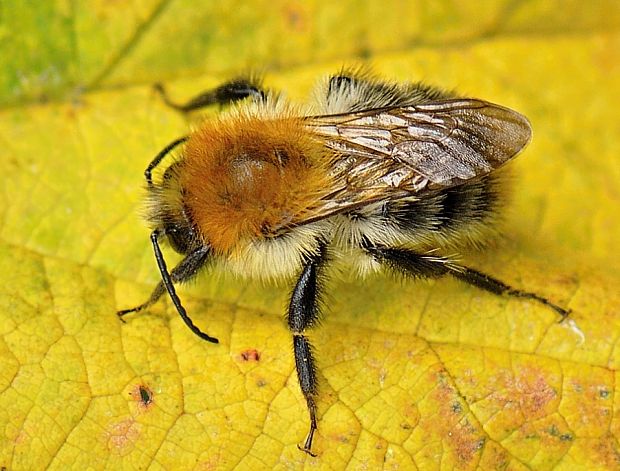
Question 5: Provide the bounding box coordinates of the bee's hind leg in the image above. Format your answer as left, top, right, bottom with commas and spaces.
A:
364, 244, 570, 321
448, 265, 571, 320
154, 74, 266, 113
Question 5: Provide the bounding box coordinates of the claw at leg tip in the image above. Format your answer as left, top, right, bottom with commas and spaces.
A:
297, 444, 317, 457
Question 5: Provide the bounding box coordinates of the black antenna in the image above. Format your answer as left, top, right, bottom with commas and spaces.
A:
150, 229, 218, 343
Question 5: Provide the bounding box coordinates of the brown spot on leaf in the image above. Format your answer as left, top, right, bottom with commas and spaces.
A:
489, 366, 558, 422
593, 435, 620, 468
517, 373, 557, 417
448, 422, 485, 463
240, 349, 261, 361
104, 419, 141, 454
426, 368, 485, 464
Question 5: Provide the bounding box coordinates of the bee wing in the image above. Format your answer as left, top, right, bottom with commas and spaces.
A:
296, 99, 531, 224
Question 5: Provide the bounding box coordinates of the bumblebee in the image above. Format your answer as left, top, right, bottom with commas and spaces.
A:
118, 69, 569, 456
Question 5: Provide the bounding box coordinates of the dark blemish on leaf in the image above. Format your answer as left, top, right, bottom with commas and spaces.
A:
256, 378, 267, 387
139, 385, 153, 406
599, 388, 610, 399
131, 384, 154, 408
240, 349, 261, 361
452, 402, 463, 414
547, 424, 572, 441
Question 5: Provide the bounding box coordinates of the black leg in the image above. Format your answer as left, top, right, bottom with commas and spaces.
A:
117, 230, 218, 343
154, 75, 266, 113
366, 245, 569, 319
448, 267, 570, 318
287, 246, 327, 456
116, 238, 210, 318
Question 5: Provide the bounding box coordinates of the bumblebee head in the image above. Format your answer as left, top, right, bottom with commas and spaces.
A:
146, 161, 202, 255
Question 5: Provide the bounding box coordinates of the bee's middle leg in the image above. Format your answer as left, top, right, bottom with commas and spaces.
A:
287, 245, 328, 456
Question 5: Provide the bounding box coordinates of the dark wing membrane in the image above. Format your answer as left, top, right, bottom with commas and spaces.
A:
393, 99, 531, 186
295, 99, 531, 224
309, 98, 532, 188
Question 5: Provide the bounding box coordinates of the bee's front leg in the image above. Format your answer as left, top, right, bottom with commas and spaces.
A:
117, 237, 217, 343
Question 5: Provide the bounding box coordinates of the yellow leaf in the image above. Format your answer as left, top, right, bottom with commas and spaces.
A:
1, 2, 620, 470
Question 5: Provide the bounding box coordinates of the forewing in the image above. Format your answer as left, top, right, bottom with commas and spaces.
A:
392, 99, 531, 185
296, 99, 531, 223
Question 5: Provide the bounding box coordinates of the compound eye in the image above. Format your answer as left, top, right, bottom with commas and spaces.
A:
165, 224, 194, 254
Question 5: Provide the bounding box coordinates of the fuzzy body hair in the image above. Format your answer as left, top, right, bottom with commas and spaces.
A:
127, 70, 553, 459
147, 69, 509, 282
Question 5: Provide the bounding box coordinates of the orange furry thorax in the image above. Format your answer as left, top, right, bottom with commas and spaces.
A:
180, 116, 330, 255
